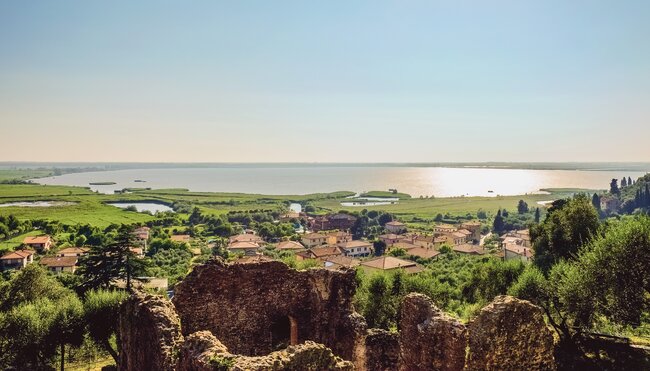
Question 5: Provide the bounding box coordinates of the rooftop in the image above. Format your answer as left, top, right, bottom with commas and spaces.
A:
407, 247, 441, 259
23, 235, 51, 244
276, 240, 305, 250
40, 256, 78, 268
361, 256, 417, 270
0, 249, 35, 260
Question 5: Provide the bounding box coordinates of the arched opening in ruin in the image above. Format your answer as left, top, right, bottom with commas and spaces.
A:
270, 315, 298, 350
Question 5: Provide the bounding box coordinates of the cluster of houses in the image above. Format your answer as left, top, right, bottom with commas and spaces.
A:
229, 215, 495, 275
378, 221, 486, 259
0, 226, 152, 273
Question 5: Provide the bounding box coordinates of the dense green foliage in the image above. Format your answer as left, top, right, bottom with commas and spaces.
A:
531, 194, 600, 273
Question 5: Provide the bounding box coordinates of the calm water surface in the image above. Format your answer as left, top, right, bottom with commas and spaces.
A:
107, 202, 173, 213
35, 167, 646, 197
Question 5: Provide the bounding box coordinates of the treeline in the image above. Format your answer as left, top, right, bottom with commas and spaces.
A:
492, 200, 541, 233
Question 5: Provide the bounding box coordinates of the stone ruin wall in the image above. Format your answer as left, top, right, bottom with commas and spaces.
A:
118, 259, 556, 370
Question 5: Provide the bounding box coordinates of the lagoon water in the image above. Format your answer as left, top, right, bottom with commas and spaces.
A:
34, 166, 646, 197
107, 202, 173, 213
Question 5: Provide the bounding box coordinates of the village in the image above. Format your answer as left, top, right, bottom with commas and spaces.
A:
0, 208, 534, 292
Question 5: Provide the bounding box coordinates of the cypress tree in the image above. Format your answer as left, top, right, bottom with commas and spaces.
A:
621, 177, 628, 187
534, 207, 541, 223
628, 176, 633, 186
592, 193, 601, 210
493, 209, 505, 233
610, 179, 620, 195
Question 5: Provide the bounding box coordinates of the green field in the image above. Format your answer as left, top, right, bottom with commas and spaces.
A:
0, 178, 592, 229
0, 169, 54, 182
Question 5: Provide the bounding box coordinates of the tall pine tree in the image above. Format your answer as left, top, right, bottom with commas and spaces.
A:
78, 225, 149, 291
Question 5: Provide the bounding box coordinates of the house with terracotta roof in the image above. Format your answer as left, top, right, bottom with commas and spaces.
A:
229, 234, 264, 245
23, 235, 52, 252
228, 241, 261, 256
40, 256, 78, 274
301, 233, 328, 248
310, 213, 357, 232
379, 234, 404, 246
337, 240, 373, 258
405, 247, 440, 260
446, 232, 467, 246
453, 244, 486, 255
411, 235, 438, 249
57, 247, 89, 257
133, 226, 151, 240
504, 244, 533, 262
326, 231, 352, 245
0, 249, 35, 270
385, 221, 407, 234
276, 240, 306, 252
296, 245, 342, 261
460, 221, 482, 241
360, 256, 424, 274
502, 234, 533, 262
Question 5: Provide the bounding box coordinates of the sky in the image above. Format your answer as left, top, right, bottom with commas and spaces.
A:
1, 1, 649, 163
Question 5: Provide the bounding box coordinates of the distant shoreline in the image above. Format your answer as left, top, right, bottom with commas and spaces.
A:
2, 161, 650, 173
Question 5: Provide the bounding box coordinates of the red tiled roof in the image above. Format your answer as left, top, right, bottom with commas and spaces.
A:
40, 256, 77, 268
276, 241, 305, 250
407, 247, 441, 259
0, 249, 35, 260
23, 235, 50, 244
309, 245, 343, 258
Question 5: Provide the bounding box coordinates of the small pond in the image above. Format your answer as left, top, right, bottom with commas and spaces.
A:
0, 201, 77, 208
107, 202, 174, 213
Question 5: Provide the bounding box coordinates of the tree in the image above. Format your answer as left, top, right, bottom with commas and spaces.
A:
628, 176, 633, 186
373, 240, 387, 256
49, 294, 85, 371
492, 209, 505, 233
363, 275, 395, 329
517, 200, 529, 214
610, 178, 620, 195
78, 225, 149, 291
83, 289, 128, 364
0, 265, 84, 370
534, 208, 541, 223
621, 177, 628, 187
531, 194, 600, 273
591, 193, 601, 211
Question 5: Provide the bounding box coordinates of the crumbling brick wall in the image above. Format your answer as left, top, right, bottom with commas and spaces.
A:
398, 293, 467, 371
118, 291, 184, 371
172, 259, 366, 360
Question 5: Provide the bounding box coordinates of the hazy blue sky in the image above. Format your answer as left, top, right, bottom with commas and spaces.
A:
1, 1, 649, 162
